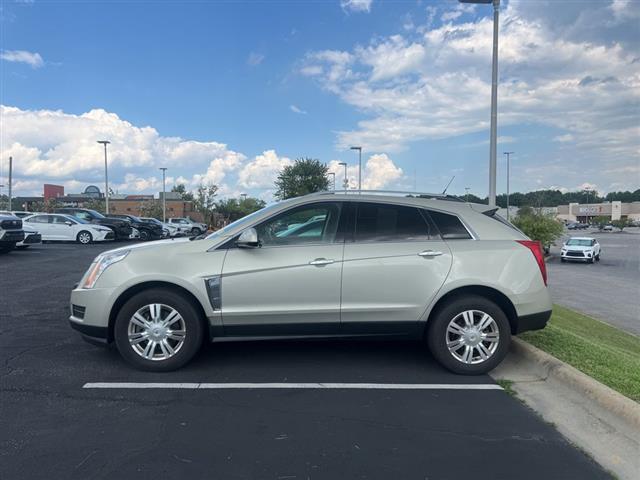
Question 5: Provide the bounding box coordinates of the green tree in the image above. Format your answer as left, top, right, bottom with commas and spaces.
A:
611, 217, 630, 231
194, 183, 218, 225
171, 184, 194, 202
138, 199, 164, 220
274, 158, 330, 200
84, 198, 106, 213
591, 216, 609, 230
215, 196, 266, 223
512, 210, 564, 248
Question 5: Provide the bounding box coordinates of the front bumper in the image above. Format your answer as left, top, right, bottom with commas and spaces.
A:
18, 233, 41, 246
69, 286, 116, 343
0, 230, 25, 244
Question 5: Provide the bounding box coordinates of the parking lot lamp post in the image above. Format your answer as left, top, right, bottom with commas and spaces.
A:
159, 167, 167, 222
465, 187, 470, 203
328, 172, 335, 191
350, 146, 362, 192
7, 156, 12, 211
338, 162, 348, 191
97, 141, 111, 213
460, 0, 500, 206
504, 151, 514, 220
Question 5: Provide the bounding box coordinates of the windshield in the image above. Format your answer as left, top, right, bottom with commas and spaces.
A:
143, 218, 162, 226
566, 239, 593, 247
205, 201, 283, 240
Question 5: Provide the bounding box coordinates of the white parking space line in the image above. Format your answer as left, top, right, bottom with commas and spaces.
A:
83, 382, 503, 390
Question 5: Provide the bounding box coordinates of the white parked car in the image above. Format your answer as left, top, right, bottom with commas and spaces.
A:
70, 191, 552, 374
23, 214, 115, 244
168, 217, 207, 235
561, 237, 601, 263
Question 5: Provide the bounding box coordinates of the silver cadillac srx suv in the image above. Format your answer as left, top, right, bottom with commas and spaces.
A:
69, 191, 552, 374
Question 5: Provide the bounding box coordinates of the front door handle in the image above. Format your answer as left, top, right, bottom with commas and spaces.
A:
309, 258, 335, 266
418, 250, 443, 258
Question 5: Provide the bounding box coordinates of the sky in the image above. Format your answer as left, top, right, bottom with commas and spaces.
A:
1, 0, 639, 201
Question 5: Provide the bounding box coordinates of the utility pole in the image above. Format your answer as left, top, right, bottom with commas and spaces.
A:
460, 0, 500, 206
465, 187, 470, 203
8, 156, 13, 211
350, 146, 362, 192
159, 167, 167, 222
97, 141, 111, 213
338, 162, 348, 191
504, 151, 514, 220
328, 172, 335, 191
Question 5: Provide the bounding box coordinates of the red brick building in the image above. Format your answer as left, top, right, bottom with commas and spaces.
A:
44, 184, 64, 201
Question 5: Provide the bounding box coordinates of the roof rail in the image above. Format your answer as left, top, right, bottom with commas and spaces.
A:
309, 190, 464, 202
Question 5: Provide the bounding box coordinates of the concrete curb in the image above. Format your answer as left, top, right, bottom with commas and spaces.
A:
509, 337, 640, 430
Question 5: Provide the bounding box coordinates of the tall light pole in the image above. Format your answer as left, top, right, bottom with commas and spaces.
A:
159, 167, 167, 222
350, 146, 362, 192
97, 141, 111, 213
460, 0, 499, 206
338, 162, 348, 191
504, 151, 514, 220
328, 172, 335, 191
465, 187, 470, 203
7, 156, 12, 211
584, 186, 591, 224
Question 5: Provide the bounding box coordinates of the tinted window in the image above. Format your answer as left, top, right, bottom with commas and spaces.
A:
428, 210, 472, 239
257, 202, 341, 246
73, 210, 93, 221
354, 203, 431, 242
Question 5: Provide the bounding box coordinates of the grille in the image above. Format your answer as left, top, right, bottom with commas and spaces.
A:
72, 304, 86, 319
566, 251, 584, 257
1, 219, 22, 229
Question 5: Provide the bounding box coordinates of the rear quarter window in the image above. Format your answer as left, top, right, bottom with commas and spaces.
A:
427, 210, 472, 240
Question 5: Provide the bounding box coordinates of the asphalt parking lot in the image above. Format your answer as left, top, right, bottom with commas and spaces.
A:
547, 228, 640, 336
1, 242, 610, 479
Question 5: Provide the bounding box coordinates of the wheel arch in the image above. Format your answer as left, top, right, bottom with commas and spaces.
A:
107, 281, 208, 343
425, 285, 519, 336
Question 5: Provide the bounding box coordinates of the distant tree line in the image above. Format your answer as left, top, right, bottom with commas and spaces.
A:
456, 189, 640, 208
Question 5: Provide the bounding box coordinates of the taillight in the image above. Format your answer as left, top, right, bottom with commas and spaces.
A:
516, 240, 547, 286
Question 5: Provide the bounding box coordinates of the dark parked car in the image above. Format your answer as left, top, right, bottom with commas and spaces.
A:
0, 213, 24, 254
109, 214, 163, 241
54, 208, 132, 240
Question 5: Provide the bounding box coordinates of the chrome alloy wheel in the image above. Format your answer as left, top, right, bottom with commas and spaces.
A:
127, 304, 186, 361
78, 232, 92, 244
446, 310, 499, 365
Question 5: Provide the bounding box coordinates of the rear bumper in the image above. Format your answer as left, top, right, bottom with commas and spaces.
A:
112, 225, 133, 240
514, 310, 551, 334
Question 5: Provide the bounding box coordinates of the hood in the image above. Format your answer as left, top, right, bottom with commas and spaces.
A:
98, 236, 192, 257
563, 244, 594, 251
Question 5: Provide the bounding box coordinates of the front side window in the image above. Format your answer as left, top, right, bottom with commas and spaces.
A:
354, 202, 432, 242
74, 211, 92, 221
52, 215, 73, 224
256, 202, 341, 246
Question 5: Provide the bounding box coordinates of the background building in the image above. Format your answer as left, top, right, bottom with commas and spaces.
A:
556, 201, 640, 223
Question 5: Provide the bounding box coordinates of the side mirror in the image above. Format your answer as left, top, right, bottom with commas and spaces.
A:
65, 221, 74, 226
236, 227, 260, 248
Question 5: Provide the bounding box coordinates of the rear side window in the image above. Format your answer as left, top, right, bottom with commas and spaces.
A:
427, 210, 472, 239
355, 202, 432, 242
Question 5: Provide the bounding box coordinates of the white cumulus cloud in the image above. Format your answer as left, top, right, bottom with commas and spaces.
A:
1, 50, 44, 68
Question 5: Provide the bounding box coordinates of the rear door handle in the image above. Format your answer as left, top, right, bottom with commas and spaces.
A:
309, 258, 335, 266
418, 250, 443, 257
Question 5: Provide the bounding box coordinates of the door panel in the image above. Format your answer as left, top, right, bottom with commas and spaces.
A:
340, 202, 452, 328
220, 244, 344, 333
220, 201, 345, 336
341, 241, 451, 324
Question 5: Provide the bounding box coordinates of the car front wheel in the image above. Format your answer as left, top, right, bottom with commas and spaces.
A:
427, 296, 511, 375
114, 288, 204, 371
76, 231, 93, 244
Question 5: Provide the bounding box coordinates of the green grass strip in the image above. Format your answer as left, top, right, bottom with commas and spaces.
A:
520, 305, 640, 402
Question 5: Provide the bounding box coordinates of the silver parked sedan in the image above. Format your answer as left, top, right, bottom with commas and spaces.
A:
69, 192, 552, 374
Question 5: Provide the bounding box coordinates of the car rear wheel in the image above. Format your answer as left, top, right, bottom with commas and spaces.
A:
76, 231, 93, 244
190, 227, 200, 235
139, 229, 150, 241
427, 296, 511, 375
114, 288, 204, 371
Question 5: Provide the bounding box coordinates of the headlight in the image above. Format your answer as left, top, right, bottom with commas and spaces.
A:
79, 250, 130, 289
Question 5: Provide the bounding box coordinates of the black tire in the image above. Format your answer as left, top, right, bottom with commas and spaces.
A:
114, 288, 204, 371
588, 256, 594, 264
76, 230, 93, 244
596, 254, 600, 261
0, 244, 14, 254
560, 258, 566, 263
190, 227, 200, 236
139, 229, 150, 241
427, 295, 511, 375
